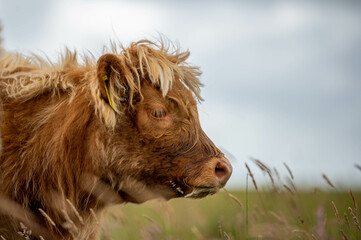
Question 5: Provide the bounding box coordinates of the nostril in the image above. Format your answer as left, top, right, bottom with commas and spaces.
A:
215, 163, 227, 179
214, 161, 232, 185
192, 158, 232, 189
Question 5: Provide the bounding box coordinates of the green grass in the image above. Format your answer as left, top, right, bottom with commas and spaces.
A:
99, 189, 361, 240
99, 160, 361, 239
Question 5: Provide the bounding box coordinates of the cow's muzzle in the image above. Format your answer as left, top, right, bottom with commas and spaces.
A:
183, 157, 232, 198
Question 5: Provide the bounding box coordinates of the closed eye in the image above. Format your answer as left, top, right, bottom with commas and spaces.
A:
150, 108, 167, 119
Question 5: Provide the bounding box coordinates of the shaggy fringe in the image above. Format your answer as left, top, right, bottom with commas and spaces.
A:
0, 40, 203, 128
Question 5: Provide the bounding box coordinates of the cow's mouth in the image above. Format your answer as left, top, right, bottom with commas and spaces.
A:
115, 182, 221, 203
184, 186, 220, 198
171, 180, 222, 199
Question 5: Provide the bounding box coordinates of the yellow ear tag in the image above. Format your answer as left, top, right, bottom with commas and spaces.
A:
102, 75, 116, 111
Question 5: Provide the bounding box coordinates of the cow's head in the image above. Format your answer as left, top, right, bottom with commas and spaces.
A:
93, 41, 232, 203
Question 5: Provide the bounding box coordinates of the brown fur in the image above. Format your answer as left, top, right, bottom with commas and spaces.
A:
0, 38, 231, 239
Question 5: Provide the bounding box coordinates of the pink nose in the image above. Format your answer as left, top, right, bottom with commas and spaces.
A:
214, 158, 233, 186
189, 157, 233, 188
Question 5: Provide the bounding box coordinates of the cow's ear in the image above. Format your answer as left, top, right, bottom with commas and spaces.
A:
96, 54, 123, 109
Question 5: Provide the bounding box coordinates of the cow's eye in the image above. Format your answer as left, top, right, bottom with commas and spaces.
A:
150, 108, 166, 119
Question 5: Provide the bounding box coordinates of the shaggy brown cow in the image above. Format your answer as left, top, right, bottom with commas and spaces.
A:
0, 35, 232, 239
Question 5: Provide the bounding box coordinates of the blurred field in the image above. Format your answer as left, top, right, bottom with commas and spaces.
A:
100, 188, 360, 240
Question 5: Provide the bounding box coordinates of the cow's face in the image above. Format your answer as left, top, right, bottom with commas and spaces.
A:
95, 47, 232, 203
132, 81, 232, 199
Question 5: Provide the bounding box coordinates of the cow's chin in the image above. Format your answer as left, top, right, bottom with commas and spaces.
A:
115, 184, 179, 204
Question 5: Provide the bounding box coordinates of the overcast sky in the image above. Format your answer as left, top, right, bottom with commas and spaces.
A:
1, 0, 361, 189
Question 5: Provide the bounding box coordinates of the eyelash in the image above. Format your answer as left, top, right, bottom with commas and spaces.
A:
150, 108, 167, 119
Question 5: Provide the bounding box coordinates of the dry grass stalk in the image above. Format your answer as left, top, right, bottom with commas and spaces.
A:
331, 201, 339, 219
191, 226, 204, 240
245, 163, 258, 190
66, 199, 84, 225
61, 209, 79, 237
251, 158, 276, 189
279, 212, 291, 232
90, 208, 99, 226
0, 235, 6, 240
226, 192, 243, 208
266, 171, 276, 189
286, 177, 297, 193
251, 157, 271, 173
109, 209, 128, 225
339, 229, 349, 240
218, 222, 223, 239
283, 184, 295, 195
140, 223, 163, 240
355, 163, 361, 172
269, 211, 283, 224
322, 174, 335, 188
283, 162, 294, 180
349, 190, 358, 217
38, 208, 56, 227
223, 231, 231, 240
344, 213, 350, 228
273, 167, 281, 180
39, 236, 45, 240
311, 234, 318, 240
143, 215, 157, 224
348, 207, 361, 231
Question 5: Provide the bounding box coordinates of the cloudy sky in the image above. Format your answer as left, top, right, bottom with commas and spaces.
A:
1, 0, 361, 189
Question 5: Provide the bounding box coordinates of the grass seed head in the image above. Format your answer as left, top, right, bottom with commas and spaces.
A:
339, 229, 349, 240
245, 163, 258, 191
322, 174, 335, 189
349, 190, 358, 217
223, 231, 231, 240
331, 201, 339, 219
348, 207, 361, 231
218, 222, 223, 239
283, 162, 294, 180
226, 192, 243, 208
66, 199, 84, 225
38, 209, 56, 227
283, 184, 295, 195
344, 212, 350, 228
